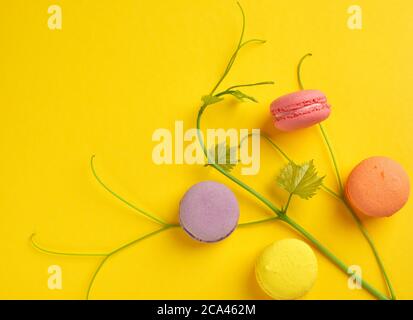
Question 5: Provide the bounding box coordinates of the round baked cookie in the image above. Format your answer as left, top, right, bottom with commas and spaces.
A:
179, 181, 240, 242
255, 239, 318, 300
345, 156, 410, 217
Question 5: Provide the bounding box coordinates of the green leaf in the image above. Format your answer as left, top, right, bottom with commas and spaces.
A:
207, 142, 238, 172
201, 95, 224, 106
276, 160, 324, 199
228, 90, 258, 103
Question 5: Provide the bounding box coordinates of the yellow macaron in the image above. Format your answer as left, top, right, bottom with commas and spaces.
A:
255, 239, 318, 300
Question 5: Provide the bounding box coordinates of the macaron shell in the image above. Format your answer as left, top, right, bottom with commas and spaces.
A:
345, 157, 410, 217
179, 181, 240, 242
255, 239, 318, 300
270, 90, 331, 132
271, 90, 326, 110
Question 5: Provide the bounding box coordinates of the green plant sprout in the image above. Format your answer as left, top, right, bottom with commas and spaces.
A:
297, 53, 395, 300
31, 2, 395, 300
237, 52, 396, 300
194, 2, 394, 300
30, 155, 286, 299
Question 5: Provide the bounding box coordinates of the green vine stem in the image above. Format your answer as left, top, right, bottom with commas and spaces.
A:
239, 132, 339, 202
297, 53, 343, 196
91, 155, 173, 226
238, 216, 279, 227
31, 234, 108, 257
85, 226, 174, 299
30, 2, 393, 301
31, 152, 288, 299
30, 157, 180, 299
297, 53, 396, 300
297, 53, 312, 91
31, 226, 175, 299
195, 2, 389, 300
318, 123, 344, 195
242, 131, 396, 299
281, 215, 388, 300
198, 105, 388, 300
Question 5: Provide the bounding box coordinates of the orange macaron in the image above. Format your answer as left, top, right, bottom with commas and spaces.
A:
345, 156, 410, 218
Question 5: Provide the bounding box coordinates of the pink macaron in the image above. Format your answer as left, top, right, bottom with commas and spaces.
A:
270, 90, 331, 131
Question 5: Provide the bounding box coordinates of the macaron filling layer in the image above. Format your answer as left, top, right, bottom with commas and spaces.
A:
180, 222, 238, 243
271, 96, 330, 121
272, 95, 328, 113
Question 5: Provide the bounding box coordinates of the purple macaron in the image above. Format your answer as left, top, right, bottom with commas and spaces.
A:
179, 181, 240, 243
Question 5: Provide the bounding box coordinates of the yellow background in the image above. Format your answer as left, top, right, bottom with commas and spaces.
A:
1, 0, 412, 300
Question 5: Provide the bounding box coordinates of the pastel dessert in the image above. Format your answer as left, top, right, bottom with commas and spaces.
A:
270, 90, 331, 131
179, 181, 240, 242
255, 239, 318, 300
345, 156, 410, 218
